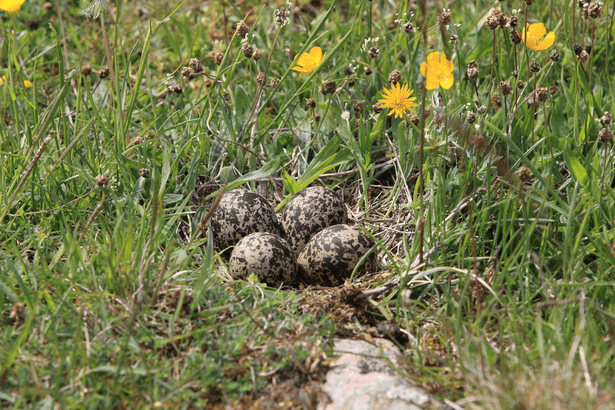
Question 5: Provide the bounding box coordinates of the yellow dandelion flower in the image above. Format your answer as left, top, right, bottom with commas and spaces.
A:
24, 80, 33, 88
522, 23, 555, 51
291, 46, 326, 78
0, 75, 6, 85
378, 82, 418, 118
0, 0, 25, 13
420, 51, 455, 90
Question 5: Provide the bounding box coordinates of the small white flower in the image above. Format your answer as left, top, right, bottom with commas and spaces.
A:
81, 0, 109, 19
341, 110, 350, 121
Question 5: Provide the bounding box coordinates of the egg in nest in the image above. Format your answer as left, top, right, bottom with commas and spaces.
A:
281, 186, 348, 255
297, 224, 378, 287
210, 188, 282, 258
229, 232, 296, 287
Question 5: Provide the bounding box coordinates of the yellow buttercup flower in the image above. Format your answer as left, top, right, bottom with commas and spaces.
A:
378, 82, 418, 118
24, 80, 33, 88
522, 23, 555, 51
291, 46, 326, 78
0, 75, 6, 85
0, 0, 25, 13
420, 51, 454, 90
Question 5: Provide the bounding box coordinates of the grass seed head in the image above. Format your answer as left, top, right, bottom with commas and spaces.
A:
578, 50, 589, 63
599, 128, 613, 142
189, 58, 203, 73
241, 42, 254, 58
500, 81, 512, 96
368, 47, 380, 59
402, 22, 414, 34
530, 59, 541, 72
235, 20, 250, 39
364, 66, 373, 75
211, 50, 224, 66
322, 78, 337, 95
407, 114, 420, 126
510, 29, 522, 44
491, 92, 501, 111
466, 111, 477, 123
388, 69, 402, 84
98, 66, 110, 79
306, 98, 316, 109
550, 49, 560, 61
517, 79, 525, 89
252, 48, 262, 61
437, 11, 451, 26
256, 72, 267, 86
81, 63, 92, 76
550, 85, 558, 95
573, 43, 584, 56
519, 166, 531, 182
536, 87, 549, 102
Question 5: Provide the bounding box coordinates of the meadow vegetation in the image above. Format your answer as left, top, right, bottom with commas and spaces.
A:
1, 0, 614, 408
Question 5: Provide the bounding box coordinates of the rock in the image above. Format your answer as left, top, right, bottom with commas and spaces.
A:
318, 338, 448, 410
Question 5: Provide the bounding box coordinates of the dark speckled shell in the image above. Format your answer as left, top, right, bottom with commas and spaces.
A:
297, 224, 377, 287
229, 232, 296, 287
281, 187, 348, 255
211, 189, 282, 256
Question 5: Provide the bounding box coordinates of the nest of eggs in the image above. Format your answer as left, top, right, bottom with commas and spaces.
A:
209, 187, 378, 288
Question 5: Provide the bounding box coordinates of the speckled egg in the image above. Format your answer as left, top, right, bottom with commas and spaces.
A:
297, 224, 378, 287
210, 188, 282, 257
229, 232, 296, 287
281, 186, 348, 255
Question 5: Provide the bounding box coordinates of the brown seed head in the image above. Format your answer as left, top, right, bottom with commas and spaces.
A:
211, 50, 224, 66
81, 64, 92, 77
500, 81, 512, 96
530, 60, 541, 72
485, 15, 499, 30
578, 50, 589, 63
437, 11, 451, 25
466, 111, 477, 124
573, 43, 584, 56
139, 168, 150, 178
473, 134, 486, 150
353, 102, 361, 116
524, 0, 534, 5
204, 78, 214, 88
306, 98, 316, 109
449, 35, 459, 44
190, 58, 203, 73
519, 166, 531, 182
402, 22, 414, 34
368, 47, 380, 59
252, 48, 262, 61
270, 78, 280, 88
549, 49, 560, 62
241, 42, 253, 58
536, 87, 549, 102
323, 78, 337, 95
99, 67, 110, 79
422, 108, 431, 119
388, 69, 402, 85
312, 113, 321, 122
549, 85, 558, 95
235, 20, 250, 39
600, 112, 612, 124
96, 174, 110, 187
509, 16, 518, 27
407, 114, 420, 126
372, 102, 383, 114
42, 2, 53, 10
599, 128, 614, 142
587, 1, 604, 19
256, 72, 267, 86
510, 29, 522, 44
342, 66, 354, 76
491, 92, 501, 111
364, 67, 373, 76
517, 79, 526, 89
181, 67, 193, 78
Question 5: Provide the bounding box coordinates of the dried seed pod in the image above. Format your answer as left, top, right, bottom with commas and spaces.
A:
402, 22, 414, 34
437, 11, 451, 25
510, 29, 522, 44
466, 111, 477, 124
235, 20, 250, 38
190, 58, 203, 73
588, 1, 603, 18
473, 134, 486, 150
519, 166, 531, 182
578, 50, 589, 63
96, 174, 110, 187
81, 64, 92, 76
241, 42, 254, 58
509, 16, 518, 27
252, 48, 262, 61
500, 81, 512, 96
600, 112, 612, 124
323, 78, 337, 95
342, 66, 353, 76
491, 92, 501, 111
368, 47, 380, 59
517, 79, 526, 89
139, 168, 150, 178
306, 98, 316, 109
181, 67, 192, 78
573, 43, 584, 56
99, 67, 110, 79
599, 128, 613, 142
530, 60, 541, 72
536, 87, 549, 102
372, 102, 383, 114
388, 69, 402, 84
364, 67, 373, 76
549, 85, 558, 95
256, 72, 267, 86
211, 50, 224, 66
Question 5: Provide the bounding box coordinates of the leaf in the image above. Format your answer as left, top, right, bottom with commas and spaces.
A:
205, 159, 280, 200
564, 146, 589, 192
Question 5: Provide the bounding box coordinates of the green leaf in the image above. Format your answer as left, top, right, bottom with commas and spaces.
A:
564, 146, 589, 192
205, 159, 281, 200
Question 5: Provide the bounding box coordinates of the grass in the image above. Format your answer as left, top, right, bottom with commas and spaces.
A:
1, 0, 615, 408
